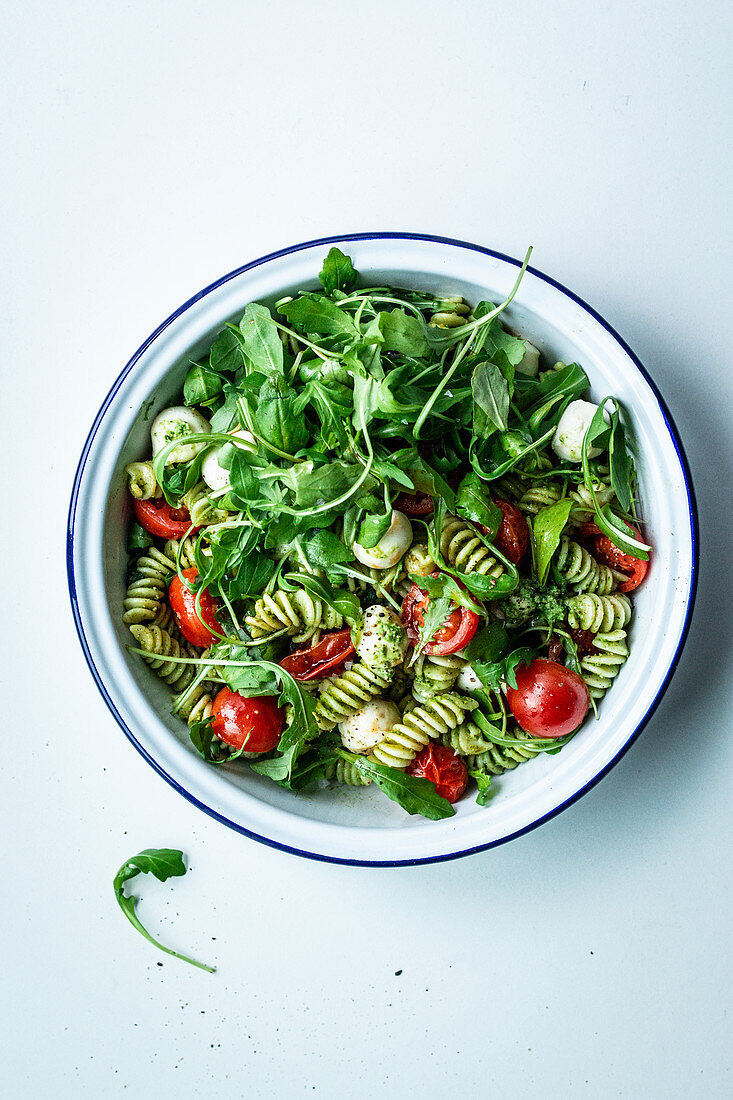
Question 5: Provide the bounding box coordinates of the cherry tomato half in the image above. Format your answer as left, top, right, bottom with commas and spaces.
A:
279, 630, 355, 681
401, 579, 479, 656
211, 687, 284, 754
491, 497, 530, 565
580, 522, 649, 593
393, 491, 434, 517
406, 744, 468, 803
133, 497, 193, 539
507, 658, 590, 739
169, 567, 221, 647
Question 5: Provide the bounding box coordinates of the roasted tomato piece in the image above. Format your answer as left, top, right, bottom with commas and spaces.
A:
406, 744, 468, 803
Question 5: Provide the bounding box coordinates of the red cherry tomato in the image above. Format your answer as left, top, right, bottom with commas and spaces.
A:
211, 687, 284, 754
133, 497, 193, 538
585, 523, 649, 593
491, 497, 530, 565
394, 491, 434, 517
279, 630, 355, 681
406, 744, 468, 803
401, 579, 479, 656
169, 567, 221, 646
507, 658, 590, 739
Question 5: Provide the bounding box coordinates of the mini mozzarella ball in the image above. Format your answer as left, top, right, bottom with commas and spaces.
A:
339, 699, 401, 755
353, 510, 412, 569
151, 406, 211, 464
355, 605, 409, 668
514, 339, 540, 377
552, 400, 607, 463
456, 661, 482, 693
403, 543, 437, 578
201, 429, 256, 491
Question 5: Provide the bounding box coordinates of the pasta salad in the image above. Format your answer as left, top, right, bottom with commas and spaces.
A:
121, 247, 651, 820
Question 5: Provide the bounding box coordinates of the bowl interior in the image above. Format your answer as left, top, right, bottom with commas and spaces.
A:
71, 237, 695, 862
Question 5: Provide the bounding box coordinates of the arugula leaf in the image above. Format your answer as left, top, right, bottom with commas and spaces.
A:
468, 769, 493, 806
113, 849, 214, 972
399, 454, 457, 510
607, 404, 633, 513
318, 247, 358, 294
335, 751, 455, 819
226, 551, 276, 601
414, 596, 452, 657
472, 309, 527, 371
303, 529, 354, 569
379, 310, 429, 357
209, 381, 241, 433
357, 507, 393, 549
238, 303, 284, 375
184, 364, 224, 407
254, 376, 309, 454
407, 571, 483, 615
290, 461, 375, 511
128, 521, 154, 552
455, 471, 502, 536
280, 295, 358, 338
581, 399, 650, 559
463, 622, 509, 663
189, 717, 244, 764
471, 646, 537, 692
533, 498, 573, 584
209, 328, 245, 374
472, 359, 510, 434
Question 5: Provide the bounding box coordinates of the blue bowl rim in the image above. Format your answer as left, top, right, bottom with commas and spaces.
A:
67, 231, 699, 867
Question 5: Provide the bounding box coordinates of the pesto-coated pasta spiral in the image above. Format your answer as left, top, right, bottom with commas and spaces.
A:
568, 482, 615, 525
517, 483, 562, 515
429, 296, 471, 328
556, 537, 621, 594
164, 537, 198, 570
129, 624, 196, 689
411, 653, 464, 702
371, 692, 477, 769
323, 759, 372, 787
566, 592, 632, 633
125, 460, 159, 500
494, 473, 530, 502
440, 720, 493, 756
440, 516, 504, 580
466, 727, 550, 774
123, 547, 176, 624
245, 587, 343, 644
580, 629, 629, 698
315, 663, 394, 730
181, 482, 228, 528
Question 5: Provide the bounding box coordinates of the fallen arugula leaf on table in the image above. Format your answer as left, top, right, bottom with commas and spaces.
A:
113, 848, 215, 973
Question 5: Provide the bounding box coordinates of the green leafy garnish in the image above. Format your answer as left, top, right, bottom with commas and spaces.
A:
533, 498, 574, 584
335, 751, 455, 819
468, 769, 493, 806
113, 849, 214, 973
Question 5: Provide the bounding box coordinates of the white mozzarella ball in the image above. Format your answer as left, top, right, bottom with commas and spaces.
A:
514, 339, 540, 377
456, 661, 482, 692
201, 429, 256, 491
552, 400, 607, 463
353, 510, 412, 569
355, 605, 409, 668
151, 406, 211, 464
339, 700, 401, 755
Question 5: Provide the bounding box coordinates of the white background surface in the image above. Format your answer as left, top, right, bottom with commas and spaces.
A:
2, 2, 731, 1097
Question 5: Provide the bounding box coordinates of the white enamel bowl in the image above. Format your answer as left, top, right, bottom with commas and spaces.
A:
67, 234, 697, 865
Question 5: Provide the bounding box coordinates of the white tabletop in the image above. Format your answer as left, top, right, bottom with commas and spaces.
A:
3, 2, 731, 1097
